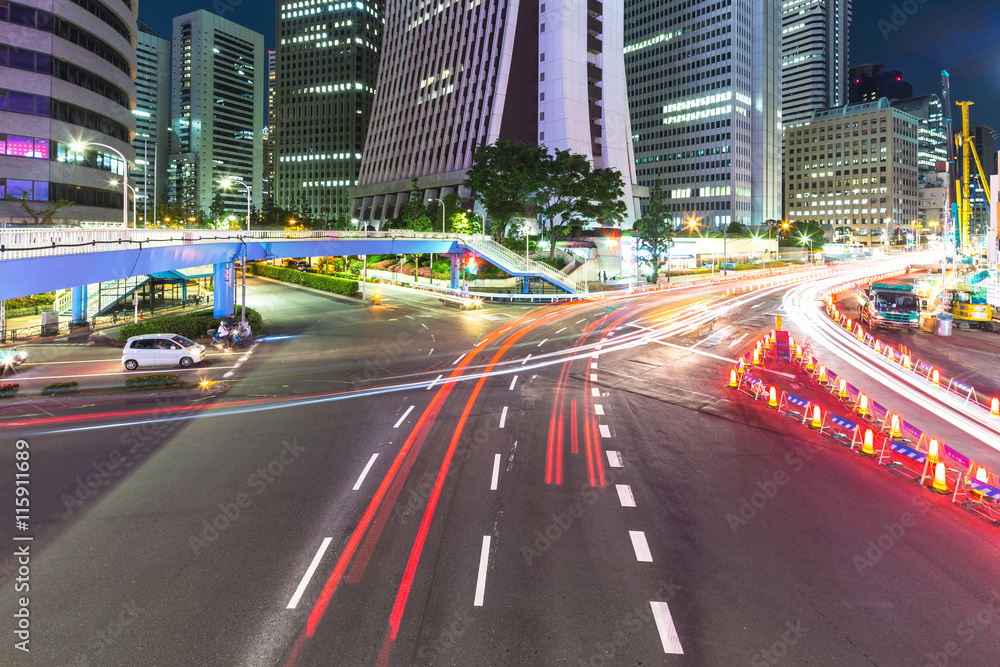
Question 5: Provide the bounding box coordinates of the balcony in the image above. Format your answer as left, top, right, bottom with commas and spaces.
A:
587, 35, 602, 54
587, 63, 602, 82
588, 84, 602, 100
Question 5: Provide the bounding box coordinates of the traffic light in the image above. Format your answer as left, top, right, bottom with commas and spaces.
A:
467, 255, 478, 275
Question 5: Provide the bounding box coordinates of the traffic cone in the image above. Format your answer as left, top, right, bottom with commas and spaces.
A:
889, 414, 901, 439
806, 355, 815, 372
887, 348, 895, 362
862, 428, 875, 455
138, 309, 144, 320
857, 393, 869, 417
931, 462, 949, 493
856, 327, 864, 341
818, 365, 827, 384
902, 354, 911, 370
770, 330, 776, 343
768, 386, 778, 408
991, 397, 999, 419
846, 317, 853, 330
788, 335, 795, 349
810, 405, 822, 429
931, 369, 940, 386
975, 466, 989, 484
795, 344, 803, 361
753, 348, 761, 366
928, 438, 939, 462
729, 369, 739, 388
838, 378, 848, 399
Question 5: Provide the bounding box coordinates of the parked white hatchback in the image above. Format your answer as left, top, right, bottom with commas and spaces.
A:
122, 334, 205, 371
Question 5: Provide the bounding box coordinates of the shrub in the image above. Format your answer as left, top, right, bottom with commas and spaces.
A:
0, 382, 19, 398
124, 374, 183, 390
42, 381, 78, 396
249, 263, 360, 298
116, 307, 264, 344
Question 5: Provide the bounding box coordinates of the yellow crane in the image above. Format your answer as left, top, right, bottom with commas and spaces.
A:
955, 101, 992, 254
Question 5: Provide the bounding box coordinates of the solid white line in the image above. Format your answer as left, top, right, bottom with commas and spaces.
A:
650, 601, 684, 654
537, 338, 548, 347
499, 406, 508, 429
606, 451, 623, 468
599, 424, 611, 438
509, 375, 518, 390
352, 453, 379, 490
286, 537, 333, 609
473, 535, 491, 606
728, 333, 749, 348
522, 354, 532, 365
616, 484, 636, 507
594, 404, 605, 416
629, 530, 653, 562
591, 387, 600, 397
590, 374, 598, 382
427, 374, 443, 390
394, 405, 415, 428
490, 453, 501, 490
428, 348, 434, 356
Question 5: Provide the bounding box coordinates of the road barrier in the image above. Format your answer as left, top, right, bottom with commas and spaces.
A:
727, 328, 1000, 528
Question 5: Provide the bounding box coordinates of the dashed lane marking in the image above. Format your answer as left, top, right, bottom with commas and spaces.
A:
594, 405, 605, 416
598, 424, 611, 438
509, 375, 518, 391
453, 353, 466, 365
629, 531, 653, 562
353, 453, 379, 490
616, 484, 635, 507
499, 406, 508, 429
473, 536, 491, 607
522, 354, 532, 366
606, 451, 623, 468
393, 405, 415, 428
286, 537, 333, 609
428, 374, 443, 390
650, 601, 684, 654
490, 453, 501, 490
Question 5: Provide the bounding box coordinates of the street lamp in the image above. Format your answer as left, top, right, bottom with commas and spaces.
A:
798, 233, 813, 264
110, 180, 136, 229
70, 140, 130, 227
429, 197, 446, 285
220, 178, 251, 232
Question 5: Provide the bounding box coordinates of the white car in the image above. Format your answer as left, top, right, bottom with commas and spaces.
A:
122, 334, 205, 371
0, 347, 27, 367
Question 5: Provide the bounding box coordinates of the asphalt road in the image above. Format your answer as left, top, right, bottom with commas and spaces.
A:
1, 268, 999, 667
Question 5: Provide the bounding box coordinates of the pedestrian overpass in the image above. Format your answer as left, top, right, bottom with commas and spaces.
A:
0, 228, 585, 319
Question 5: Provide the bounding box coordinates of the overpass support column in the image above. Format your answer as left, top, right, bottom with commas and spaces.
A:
213, 262, 236, 318
71, 285, 88, 324
449, 255, 460, 290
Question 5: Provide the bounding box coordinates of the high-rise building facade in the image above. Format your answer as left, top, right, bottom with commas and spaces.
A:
848, 64, 912, 104
626, 0, 782, 229
133, 22, 169, 225
169, 10, 264, 217
263, 49, 275, 212
781, 0, 851, 125
0, 0, 137, 226
784, 98, 919, 247
353, 0, 639, 228
890, 95, 947, 232
275, 2, 382, 222
970, 125, 995, 234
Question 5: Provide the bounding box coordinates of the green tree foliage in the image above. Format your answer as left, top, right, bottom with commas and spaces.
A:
464, 142, 548, 241
725, 220, 746, 236
634, 176, 675, 280
208, 190, 227, 229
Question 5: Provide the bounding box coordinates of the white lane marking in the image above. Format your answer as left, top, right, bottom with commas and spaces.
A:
751, 304, 761, 309
490, 453, 501, 490
353, 453, 380, 490
728, 333, 749, 348
599, 424, 611, 438
650, 601, 684, 654
629, 531, 653, 562
428, 348, 434, 356
590, 374, 598, 382
594, 404, 605, 416
405, 315, 415, 320
428, 374, 443, 390
522, 354, 532, 365
286, 537, 333, 609
453, 353, 466, 365
506, 440, 518, 471
499, 326, 511, 334
223, 371, 234, 379
616, 484, 636, 507
606, 451, 623, 467
499, 406, 508, 429
509, 375, 518, 390
421, 323, 430, 329
590, 362, 597, 369
473, 535, 491, 606
393, 405, 415, 428
576, 319, 585, 324
591, 387, 600, 397
591, 352, 599, 358
537, 338, 548, 347
555, 327, 567, 334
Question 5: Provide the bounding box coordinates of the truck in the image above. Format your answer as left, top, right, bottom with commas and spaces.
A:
857, 282, 920, 331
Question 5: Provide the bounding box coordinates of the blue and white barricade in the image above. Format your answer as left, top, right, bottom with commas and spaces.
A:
952, 472, 1000, 524
899, 419, 926, 450
868, 399, 888, 426
826, 412, 859, 445
880, 439, 926, 480
825, 370, 839, 394
947, 378, 979, 407
738, 374, 766, 400
778, 391, 810, 422
914, 359, 933, 380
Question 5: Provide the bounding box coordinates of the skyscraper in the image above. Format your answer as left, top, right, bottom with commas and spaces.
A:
970, 125, 996, 234
0, 0, 137, 226
133, 22, 170, 225
891, 95, 948, 233
275, 2, 382, 223
169, 10, 264, 218
626, 0, 782, 229
263, 50, 275, 212
848, 64, 912, 104
352, 0, 639, 228
781, 0, 851, 125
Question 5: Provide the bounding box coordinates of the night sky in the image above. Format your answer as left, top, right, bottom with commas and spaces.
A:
140, 0, 1000, 133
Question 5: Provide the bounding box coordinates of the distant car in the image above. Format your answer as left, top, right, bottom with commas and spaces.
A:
122, 334, 205, 371
0, 347, 27, 367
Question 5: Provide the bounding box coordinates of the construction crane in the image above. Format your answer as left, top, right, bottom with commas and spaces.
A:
954, 101, 992, 254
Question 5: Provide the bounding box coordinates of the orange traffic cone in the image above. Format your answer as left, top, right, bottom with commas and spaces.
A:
810, 405, 823, 429
975, 466, 989, 484
806, 355, 815, 372
818, 365, 828, 385
857, 393, 869, 417
138, 309, 144, 320
768, 386, 778, 408
856, 327, 864, 341
862, 428, 875, 455
729, 369, 739, 388
753, 348, 761, 366
931, 369, 940, 386
928, 438, 939, 462
889, 414, 901, 439
992, 397, 1000, 419
838, 378, 849, 399
931, 461, 949, 493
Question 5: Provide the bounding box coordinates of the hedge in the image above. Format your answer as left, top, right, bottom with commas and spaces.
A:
116, 306, 264, 344
0, 382, 19, 398
125, 374, 184, 390
42, 381, 78, 396
250, 263, 360, 298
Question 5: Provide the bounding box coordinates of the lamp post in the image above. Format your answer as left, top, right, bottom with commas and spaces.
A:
222, 178, 252, 326
430, 197, 446, 286
110, 180, 136, 228
71, 140, 130, 227
221, 178, 251, 232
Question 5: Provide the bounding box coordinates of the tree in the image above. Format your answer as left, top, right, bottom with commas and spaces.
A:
725, 220, 745, 236
4, 194, 74, 226
577, 167, 627, 229
451, 210, 482, 235
464, 141, 547, 241
532, 149, 594, 260
634, 175, 676, 281
399, 179, 433, 231
208, 191, 227, 229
